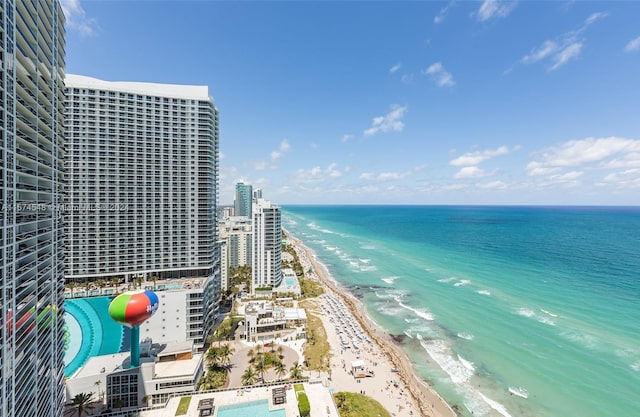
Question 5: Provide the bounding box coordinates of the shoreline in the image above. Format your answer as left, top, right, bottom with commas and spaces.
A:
286, 230, 456, 417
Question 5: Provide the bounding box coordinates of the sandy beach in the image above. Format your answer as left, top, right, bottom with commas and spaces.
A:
286, 231, 456, 417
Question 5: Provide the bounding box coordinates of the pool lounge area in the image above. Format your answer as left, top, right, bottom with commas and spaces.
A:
138, 381, 343, 417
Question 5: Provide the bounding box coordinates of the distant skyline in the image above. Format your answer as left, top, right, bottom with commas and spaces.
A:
62, 0, 640, 205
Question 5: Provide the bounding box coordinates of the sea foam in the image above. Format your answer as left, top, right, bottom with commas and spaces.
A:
419, 339, 474, 384
381, 276, 399, 284
457, 332, 474, 340
508, 386, 529, 398
477, 290, 491, 296
454, 279, 471, 287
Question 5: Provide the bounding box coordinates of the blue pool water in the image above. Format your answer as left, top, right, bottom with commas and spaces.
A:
285, 278, 295, 286
216, 400, 285, 417
63, 297, 125, 377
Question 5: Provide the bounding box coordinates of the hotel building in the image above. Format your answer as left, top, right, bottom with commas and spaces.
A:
63, 74, 222, 336
252, 199, 282, 291
0, 1, 67, 416
218, 216, 252, 292
234, 181, 252, 217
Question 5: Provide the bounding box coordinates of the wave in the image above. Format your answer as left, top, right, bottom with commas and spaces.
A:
457, 333, 474, 340
631, 361, 640, 372
437, 277, 456, 283
458, 355, 475, 372
359, 265, 377, 272
397, 299, 434, 321
360, 244, 376, 250
419, 339, 474, 384
537, 316, 556, 326
516, 308, 535, 318
478, 392, 514, 417
404, 330, 413, 339
381, 276, 400, 284
508, 386, 529, 399
454, 279, 471, 287
477, 290, 491, 296
540, 309, 558, 317
359, 258, 371, 264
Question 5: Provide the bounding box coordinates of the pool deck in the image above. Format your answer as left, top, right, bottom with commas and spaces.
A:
140, 382, 339, 417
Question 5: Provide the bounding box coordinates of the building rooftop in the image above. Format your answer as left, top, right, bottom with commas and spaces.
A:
154, 354, 202, 379
65, 74, 211, 101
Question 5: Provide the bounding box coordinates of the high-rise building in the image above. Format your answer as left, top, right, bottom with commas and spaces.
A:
63, 74, 221, 333
234, 181, 252, 217
252, 199, 282, 291
1, 1, 67, 416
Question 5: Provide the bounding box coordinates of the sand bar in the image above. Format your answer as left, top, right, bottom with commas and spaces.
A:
286, 230, 456, 417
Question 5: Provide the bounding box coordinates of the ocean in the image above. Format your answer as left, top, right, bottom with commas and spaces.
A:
281, 206, 640, 417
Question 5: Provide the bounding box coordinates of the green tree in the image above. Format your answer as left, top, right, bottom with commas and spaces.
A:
274, 360, 286, 380
94, 380, 102, 401
289, 361, 303, 380
241, 367, 257, 386
66, 392, 95, 417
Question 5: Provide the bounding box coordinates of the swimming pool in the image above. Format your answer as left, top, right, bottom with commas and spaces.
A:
63, 297, 124, 377
216, 400, 286, 417
285, 278, 295, 287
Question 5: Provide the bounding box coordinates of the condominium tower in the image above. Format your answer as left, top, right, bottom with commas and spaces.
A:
252, 199, 282, 290
0, 1, 67, 416
64, 74, 222, 332
234, 181, 252, 217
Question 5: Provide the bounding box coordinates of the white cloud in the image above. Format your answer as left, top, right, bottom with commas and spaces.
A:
424, 62, 455, 87
454, 166, 495, 179
60, 0, 98, 36
292, 163, 343, 184
521, 12, 607, 71
253, 139, 291, 170
476, 0, 517, 22
550, 170, 584, 181
624, 36, 640, 52
549, 41, 583, 71
401, 74, 414, 83
389, 63, 402, 73
476, 180, 508, 189
360, 171, 410, 181
527, 137, 640, 176
600, 169, 640, 189
341, 134, 354, 143
270, 139, 291, 161
522, 40, 558, 64
434, 0, 456, 24
450, 146, 510, 166
363, 105, 408, 136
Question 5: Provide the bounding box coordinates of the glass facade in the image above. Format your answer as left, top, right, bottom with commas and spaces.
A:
0, 1, 67, 416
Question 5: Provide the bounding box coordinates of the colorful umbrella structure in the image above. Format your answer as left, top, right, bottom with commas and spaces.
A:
108, 290, 159, 367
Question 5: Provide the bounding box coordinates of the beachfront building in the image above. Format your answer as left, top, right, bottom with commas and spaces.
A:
252, 198, 282, 292
273, 268, 301, 297
241, 301, 306, 342
0, 1, 67, 416
218, 215, 252, 293
234, 181, 253, 217
63, 74, 222, 335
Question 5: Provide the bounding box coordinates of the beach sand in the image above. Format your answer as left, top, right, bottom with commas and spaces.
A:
286, 231, 456, 417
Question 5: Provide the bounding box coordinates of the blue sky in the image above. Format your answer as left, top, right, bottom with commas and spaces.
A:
61, 1, 640, 205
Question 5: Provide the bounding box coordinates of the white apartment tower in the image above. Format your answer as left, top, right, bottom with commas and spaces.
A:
252, 199, 282, 291
63, 75, 221, 331
1, 1, 67, 416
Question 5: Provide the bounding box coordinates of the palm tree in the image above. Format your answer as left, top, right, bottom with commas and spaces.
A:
205, 347, 219, 366
277, 345, 284, 359
66, 392, 95, 417
246, 347, 255, 363
218, 344, 234, 368
274, 360, 286, 380
94, 380, 102, 401
289, 361, 303, 380
254, 359, 267, 382
241, 367, 257, 386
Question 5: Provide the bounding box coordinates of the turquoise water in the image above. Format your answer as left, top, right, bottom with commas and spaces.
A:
63, 297, 124, 377
285, 278, 295, 286
283, 206, 640, 417
216, 399, 285, 417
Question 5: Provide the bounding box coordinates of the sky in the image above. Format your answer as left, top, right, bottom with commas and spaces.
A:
61, 0, 640, 205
